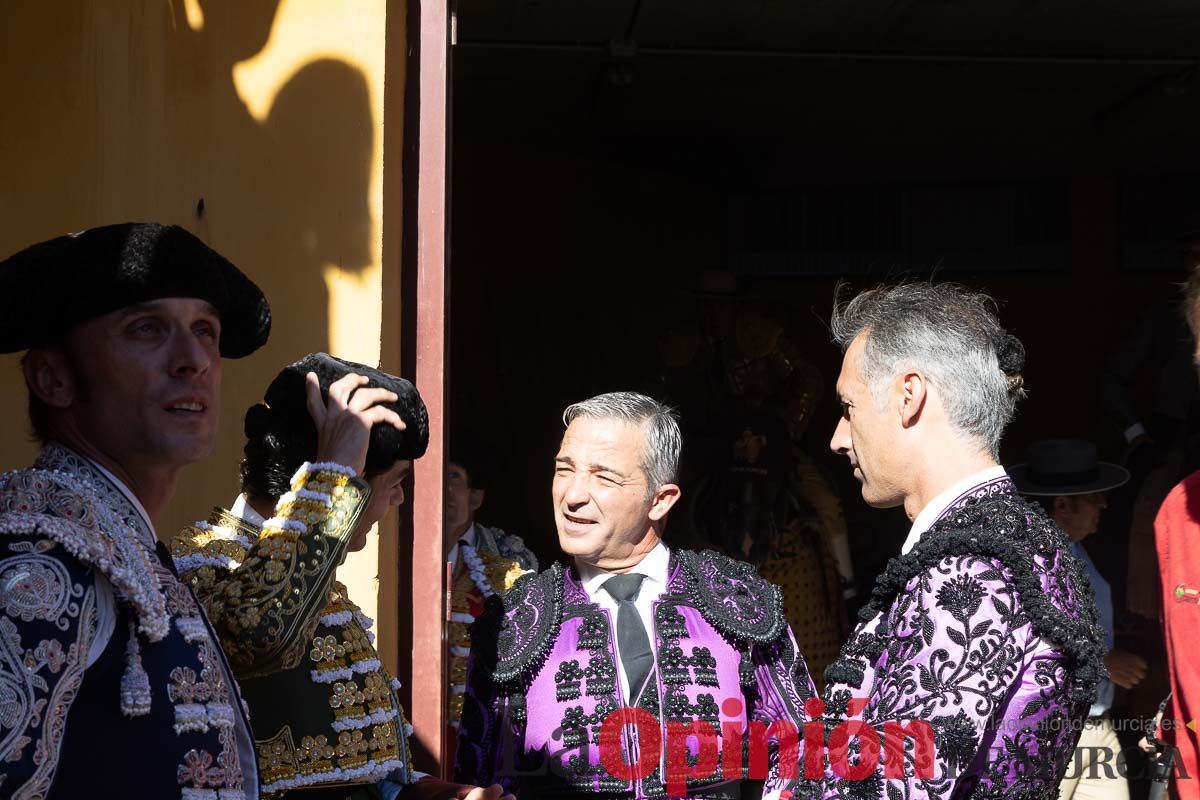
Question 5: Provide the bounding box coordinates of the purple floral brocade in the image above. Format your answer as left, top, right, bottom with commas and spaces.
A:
816, 475, 1097, 800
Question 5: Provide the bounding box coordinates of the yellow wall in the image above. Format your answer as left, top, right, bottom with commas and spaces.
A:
0, 0, 402, 660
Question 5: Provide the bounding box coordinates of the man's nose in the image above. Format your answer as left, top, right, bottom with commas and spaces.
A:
830, 416, 851, 456
562, 474, 590, 507
168, 327, 212, 377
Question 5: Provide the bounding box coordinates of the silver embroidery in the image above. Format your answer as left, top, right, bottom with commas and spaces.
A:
11, 584, 96, 800
0, 450, 250, 798
0, 555, 74, 628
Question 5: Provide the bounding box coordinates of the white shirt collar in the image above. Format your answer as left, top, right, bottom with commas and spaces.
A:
82, 455, 157, 541
578, 540, 670, 598
230, 494, 266, 527
446, 523, 477, 568
902, 465, 1009, 555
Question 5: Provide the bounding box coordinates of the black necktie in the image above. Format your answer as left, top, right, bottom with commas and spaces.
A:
603, 573, 655, 704
453, 539, 469, 577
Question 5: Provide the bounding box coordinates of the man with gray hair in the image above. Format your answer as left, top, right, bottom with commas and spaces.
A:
456, 391, 814, 798
814, 283, 1105, 799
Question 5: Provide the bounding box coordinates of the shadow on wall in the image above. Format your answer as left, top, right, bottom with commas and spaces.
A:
0, 0, 377, 536
165, 0, 378, 534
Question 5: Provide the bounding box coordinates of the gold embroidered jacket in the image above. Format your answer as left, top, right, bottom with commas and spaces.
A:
172, 461, 415, 797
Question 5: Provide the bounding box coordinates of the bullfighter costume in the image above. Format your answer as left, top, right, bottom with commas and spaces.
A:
456, 544, 814, 798
172, 355, 428, 798
810, 468, 1105, 799
445, 524, 536, 763
0, 223, 271, 798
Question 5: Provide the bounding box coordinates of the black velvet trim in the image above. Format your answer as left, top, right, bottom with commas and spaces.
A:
825, 495, 1105, 715
677, 549, 786, 646
493, 563, 565, 685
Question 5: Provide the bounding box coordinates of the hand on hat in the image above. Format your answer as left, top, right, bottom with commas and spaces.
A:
305, 371, 407, 475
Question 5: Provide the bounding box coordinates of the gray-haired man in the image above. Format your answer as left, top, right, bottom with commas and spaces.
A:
814, 283, 1106, 799
456, 391, 814, 798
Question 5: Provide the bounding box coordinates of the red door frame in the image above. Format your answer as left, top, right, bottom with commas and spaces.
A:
398, 0, 452, 775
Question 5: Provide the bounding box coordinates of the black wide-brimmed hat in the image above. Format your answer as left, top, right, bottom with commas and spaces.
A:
1008, 439, 1130, 496
0, 222, 271, 358
247, 352, 429, 472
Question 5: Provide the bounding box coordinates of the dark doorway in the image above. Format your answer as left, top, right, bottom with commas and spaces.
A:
448, 5, 1200, 792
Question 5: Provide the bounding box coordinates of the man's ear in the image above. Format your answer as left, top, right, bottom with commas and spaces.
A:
468, 487, 485, 514
22, 347, 77, 409
897, 370, 928, 428
648, 483, 681, 522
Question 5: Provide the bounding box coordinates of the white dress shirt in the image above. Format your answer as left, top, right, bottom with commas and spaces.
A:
900, 465, 1010, 555
577, 540, 670, 704
230, 493, 266, 527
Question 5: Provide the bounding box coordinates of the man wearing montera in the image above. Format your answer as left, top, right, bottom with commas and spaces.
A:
443, 432, 537, 766
1009, 438, 1144, 800
0, 223, 270, 798
172, 353, 511, 800
456, 391, 814, 798
820, 283, 1105, 799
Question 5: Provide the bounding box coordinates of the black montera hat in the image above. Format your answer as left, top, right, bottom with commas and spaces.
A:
0, 222, 271, 358
247, 352, 429, 472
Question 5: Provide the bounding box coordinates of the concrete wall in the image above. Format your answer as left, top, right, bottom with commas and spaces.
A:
0, 0, 404, 668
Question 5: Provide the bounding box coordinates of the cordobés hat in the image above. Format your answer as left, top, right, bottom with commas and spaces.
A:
1008, 439, 1130, 496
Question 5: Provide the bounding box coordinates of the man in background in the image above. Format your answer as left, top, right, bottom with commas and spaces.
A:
1011, 438, 1145, 800
442, 432, 537, 769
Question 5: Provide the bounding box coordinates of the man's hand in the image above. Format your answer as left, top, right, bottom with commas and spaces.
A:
456, 784, 514, 800
305, 371, 406, 475
1105, 648, 1149, 689
396, 777, 514, 800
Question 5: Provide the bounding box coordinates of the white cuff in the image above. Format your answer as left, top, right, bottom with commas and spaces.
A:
304, 461, 359, 478
1124, 422, 1147, 443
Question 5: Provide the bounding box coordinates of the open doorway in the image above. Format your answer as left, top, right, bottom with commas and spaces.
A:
450, 0, 1200, 550
445, 1, 1200, 792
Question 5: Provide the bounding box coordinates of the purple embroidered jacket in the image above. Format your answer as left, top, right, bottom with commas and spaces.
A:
811, 475, 1104, 800
456, 548, 814, 798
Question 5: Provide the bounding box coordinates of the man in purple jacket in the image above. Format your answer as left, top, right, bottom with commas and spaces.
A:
456, 391, 813, 798
818, 283, 1105, 799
